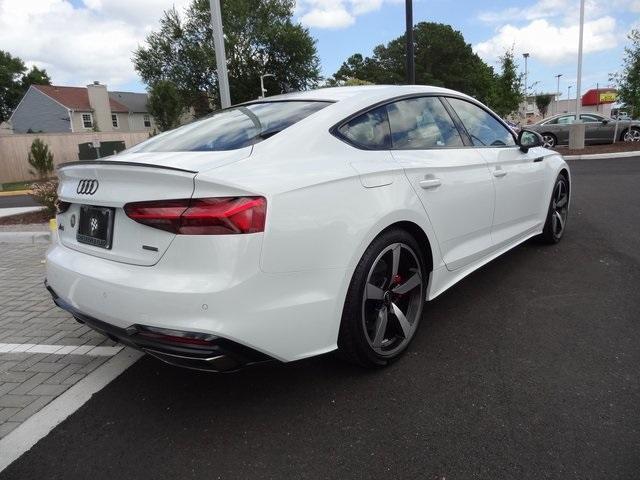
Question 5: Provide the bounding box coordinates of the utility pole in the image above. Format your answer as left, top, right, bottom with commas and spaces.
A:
568, 85, 572, 103
555, 74, 562, 115
209, 0, 231, 108
523, 53, 530, 118
405, 0, 415, 84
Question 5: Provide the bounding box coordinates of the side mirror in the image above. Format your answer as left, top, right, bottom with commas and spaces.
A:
518, 129, 543, 153
602, 119, 609, 125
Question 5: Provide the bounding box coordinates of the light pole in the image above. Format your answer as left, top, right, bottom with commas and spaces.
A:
405, 0, 415, 84
209, 0, 231, 108
260, 73, 275, 99
555, 74, 562, 115
575, 0, 585, 119
567, 85, 572, 103
523, 53, 530, 118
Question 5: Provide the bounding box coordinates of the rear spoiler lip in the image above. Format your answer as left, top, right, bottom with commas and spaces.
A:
57, 160, 197, 174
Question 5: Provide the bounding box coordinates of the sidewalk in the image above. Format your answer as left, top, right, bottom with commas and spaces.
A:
0, 243, 122, 438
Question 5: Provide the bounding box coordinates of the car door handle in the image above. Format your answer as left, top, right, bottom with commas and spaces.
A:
493, 169, 507, 178
418, 178, 442, 189
533, 157, 544, 163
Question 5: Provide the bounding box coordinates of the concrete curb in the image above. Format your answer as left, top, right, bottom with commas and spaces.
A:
563, 150, 640, 160
0, 190, 32, 197
0, 231, 50, 244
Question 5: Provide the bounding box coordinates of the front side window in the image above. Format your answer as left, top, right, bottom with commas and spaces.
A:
82, 113, 93, 129
338, 106, 391, 149
386, 97, 463, 149
131, 101, 331, 152
143, 114, 151, 128
557, 115, 575, 124
446, 97, 516, 147
580, 114, 601, 123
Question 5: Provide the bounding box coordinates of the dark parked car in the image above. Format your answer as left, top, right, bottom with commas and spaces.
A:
528, 112, 640, 147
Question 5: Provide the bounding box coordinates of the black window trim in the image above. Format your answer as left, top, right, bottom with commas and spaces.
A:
330, 92, 517, 151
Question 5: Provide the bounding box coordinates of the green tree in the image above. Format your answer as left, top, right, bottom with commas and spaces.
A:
133, 0, 320, 116
489, 49, 523, 117
147, 80, 184, 131
330, 23, 496, 104
611, 29, 640, 117
0, 51, 52, 123
21, 66, 52, 91
0, 51, 26, 123
27, 138, 54, 179
535, 94, 554, 118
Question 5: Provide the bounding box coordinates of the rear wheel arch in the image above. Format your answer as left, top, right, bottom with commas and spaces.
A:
380, 221, 434, 275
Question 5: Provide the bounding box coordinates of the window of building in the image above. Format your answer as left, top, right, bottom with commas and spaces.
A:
446, 98, 516, 147
143, 114, 151, 128
337, 106, 391, 149
112, 114, 119, 128
386, 97, 463, 149
82, 113, 93, 129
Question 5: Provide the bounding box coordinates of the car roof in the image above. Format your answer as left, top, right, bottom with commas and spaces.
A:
258, 85, 473, 103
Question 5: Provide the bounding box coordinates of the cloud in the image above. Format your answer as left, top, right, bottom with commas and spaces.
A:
0, 0, 190, 89
297, 0, 399, 29
475, 17, 619, 65
300, 5, 355, 28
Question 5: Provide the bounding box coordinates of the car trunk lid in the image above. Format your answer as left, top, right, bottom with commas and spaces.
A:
56, 149, 251, 266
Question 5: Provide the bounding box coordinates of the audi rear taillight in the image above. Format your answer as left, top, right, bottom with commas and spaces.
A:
124, 197, 266, 235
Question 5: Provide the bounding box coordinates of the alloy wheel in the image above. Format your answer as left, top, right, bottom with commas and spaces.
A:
623, 129, 640, 142
542, 134, 556, 148
551, 179, 569, 238
361, 243, 423, 357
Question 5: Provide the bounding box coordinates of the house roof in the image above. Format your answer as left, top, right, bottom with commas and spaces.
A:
33, 85, 129, 112
108, 91, 149, 113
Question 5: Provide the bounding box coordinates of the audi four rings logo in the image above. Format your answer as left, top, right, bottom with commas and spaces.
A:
77, 179, 99, 195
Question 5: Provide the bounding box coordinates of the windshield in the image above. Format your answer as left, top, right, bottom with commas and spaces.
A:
129, 101, 331, 152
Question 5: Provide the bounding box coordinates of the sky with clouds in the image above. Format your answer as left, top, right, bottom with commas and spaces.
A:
1, 0, 639, 99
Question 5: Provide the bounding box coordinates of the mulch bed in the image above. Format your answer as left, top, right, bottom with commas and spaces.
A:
0, 208, 52, 226
554, 142, 640, 155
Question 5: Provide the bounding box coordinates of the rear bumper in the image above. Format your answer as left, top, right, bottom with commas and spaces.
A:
45, 281, 272, 372
45, 238, 347, 362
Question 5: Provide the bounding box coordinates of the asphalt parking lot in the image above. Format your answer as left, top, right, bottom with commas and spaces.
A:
2, 157, 640, 479
0, 195, 38, 209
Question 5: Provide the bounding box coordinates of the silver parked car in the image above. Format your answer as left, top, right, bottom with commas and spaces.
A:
528, 112, 640, 147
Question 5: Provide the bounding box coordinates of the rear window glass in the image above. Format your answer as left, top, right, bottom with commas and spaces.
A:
129, 101, 331, 152
338, 106, 391, 149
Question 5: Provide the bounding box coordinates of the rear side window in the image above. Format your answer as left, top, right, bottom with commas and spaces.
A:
337, 106, 391, 149
129, 101, 331, 152
386, 97, 463, 148
447, 97, 516, 147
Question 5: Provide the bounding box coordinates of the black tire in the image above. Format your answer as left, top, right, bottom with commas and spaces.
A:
541, 133, 557, 148
537, 174, 569, 244
338, 228, 427, 368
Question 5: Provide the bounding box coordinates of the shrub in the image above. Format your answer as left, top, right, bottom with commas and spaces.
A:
30, 179, 58, 216
27, 138, 54, 179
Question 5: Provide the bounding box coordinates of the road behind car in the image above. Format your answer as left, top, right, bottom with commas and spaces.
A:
2, 158, 640, 480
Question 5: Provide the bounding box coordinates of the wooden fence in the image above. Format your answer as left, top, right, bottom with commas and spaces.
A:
0, 131, 150, 184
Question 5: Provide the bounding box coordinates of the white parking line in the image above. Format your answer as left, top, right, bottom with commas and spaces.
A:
0, 343, 123, 356
0, 347, 143, 472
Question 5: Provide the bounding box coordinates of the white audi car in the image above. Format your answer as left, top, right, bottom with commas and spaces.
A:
46, 85, 570, 371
